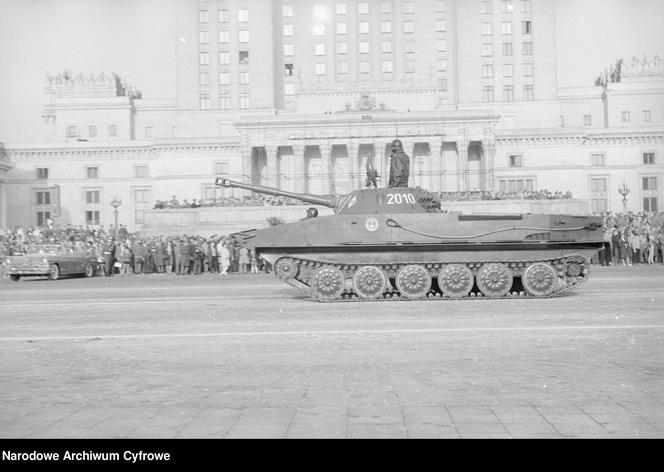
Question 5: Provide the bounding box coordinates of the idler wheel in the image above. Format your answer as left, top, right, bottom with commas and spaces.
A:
395, 265, 431, 299
310, 266, 345, 302
522, 262, 557, 297
274, 258, 299, 281
476, 263, 513, 298
437, 264, 474, 298
353, 266, 387, 300
562, 255, 590, 285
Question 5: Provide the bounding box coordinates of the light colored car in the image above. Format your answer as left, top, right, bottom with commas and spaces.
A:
5, 244, 97, 281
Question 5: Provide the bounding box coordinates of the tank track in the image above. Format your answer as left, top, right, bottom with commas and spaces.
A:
273, 255, 591, 302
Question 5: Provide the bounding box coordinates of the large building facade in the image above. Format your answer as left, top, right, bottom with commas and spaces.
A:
1, 0, 663, 231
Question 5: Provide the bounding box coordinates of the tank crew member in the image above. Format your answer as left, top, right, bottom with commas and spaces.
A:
388, 139, 410, 188
301, 207, 318, 220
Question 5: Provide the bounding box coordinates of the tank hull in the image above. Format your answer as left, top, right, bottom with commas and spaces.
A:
247, 212, 603, 302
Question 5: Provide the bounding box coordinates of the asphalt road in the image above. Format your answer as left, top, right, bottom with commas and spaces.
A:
0, 265, 663, 438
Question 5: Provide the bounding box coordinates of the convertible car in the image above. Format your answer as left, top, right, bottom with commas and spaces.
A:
5, 244, 97, 281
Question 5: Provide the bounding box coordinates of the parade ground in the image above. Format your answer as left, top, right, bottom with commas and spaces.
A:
0, 266, 663, 439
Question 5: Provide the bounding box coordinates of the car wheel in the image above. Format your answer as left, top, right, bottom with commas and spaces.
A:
85, 263, 95, 278
10, 274, 20, 282
49, 263, 60, 280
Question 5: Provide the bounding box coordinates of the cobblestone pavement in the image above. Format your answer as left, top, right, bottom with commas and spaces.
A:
0, 265, 663, 438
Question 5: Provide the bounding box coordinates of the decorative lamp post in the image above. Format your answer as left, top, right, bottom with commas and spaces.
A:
618, 182, 630, 213
110, 196, 122, 229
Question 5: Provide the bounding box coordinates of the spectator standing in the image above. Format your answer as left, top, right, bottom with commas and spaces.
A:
173, 239, 182, 274
239, 241, 250, 274
219, 241, 230, 275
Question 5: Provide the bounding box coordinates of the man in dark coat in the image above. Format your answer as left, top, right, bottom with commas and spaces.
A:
388, 139, 410, 188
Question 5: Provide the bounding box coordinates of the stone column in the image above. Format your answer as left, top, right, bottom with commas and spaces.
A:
348, 141, 359, 190
429, 140, 443, 192
457, 139, 469, 192
482, 138, 495, 191
265, 145, 279, 188
292, 144, 306, 194
318, 142, 331, 194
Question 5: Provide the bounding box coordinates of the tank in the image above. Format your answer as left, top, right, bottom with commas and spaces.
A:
215, 176, 604, 302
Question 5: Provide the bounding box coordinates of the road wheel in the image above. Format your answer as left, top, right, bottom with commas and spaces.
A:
10, 274, 20, 282
522, 262, 557, 297
310, 266, 345, 302
48, 263, 60, 281
353, 266, 386, 300
476, 263, 513, 297
396, 265, 431, 299
85, 263, 95, 278
437, 264, 474, 298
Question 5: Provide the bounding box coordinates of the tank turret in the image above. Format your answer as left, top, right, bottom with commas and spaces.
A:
215, 177, 441, 215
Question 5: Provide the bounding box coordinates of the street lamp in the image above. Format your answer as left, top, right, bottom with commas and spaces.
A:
618, 182, 630, 213
110, 196, 122, 229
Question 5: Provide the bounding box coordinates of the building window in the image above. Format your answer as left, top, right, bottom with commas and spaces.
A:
315, 63, 327, 75
219, 72, 230, 84
381, 41, 392, 53
643, 176, 657, 191
337, 3, 347, 15
198, 10, 208, 23
439, 78, 448, 91
501, 22, 512, 34
643, 152, 655, 165
360, 61, 371, 74
643, 177, 658, 212
200, 93, 211, 110
338, 61, 349, 74
239, 93, 251, 109
239, 72, 250, 85
88, 125, 97, 138
284, 64, 294, 76
439, 59, 448, 71
621, 111, 630, 122
145, 126, 154, 138
523, 84, 534, 101
237, 9, 248, 22
436, 39, 447, 51
358, 2, 368, 14
483, 86, 494, 102
200, 52, 210, 65
381, 21, 392, 33
283, 24, 294, 36
522, 42, 532, 55
644, 197, 658, 213
218, 30, 229, 43
481, 23, 492, 35
218, 9, 228, 22
37, 211, 52, 227
109, 125, 117, 137
436, 0, 446, 12
199, 31, 209, 44
337, 42, 348, 54
523, 63, 533, 76
238, 30, 249, 43
583, 115, 592, 126
482, 43, 493, 56
85, 190, 100, 205
359, 22, 369, 34
481, 1, 492, 14
403, 2, 414, 13
380, 1, 392, 13
315, 43, 326, 55
502, 43, 513, 56
86, 166, 99, 179
501, 0, 514, 13
522, 21, 532, 34
199, 72, 209, 86
314, 24, 326, 35
382, 61, 393, 73
67, 126, 78, 138
337, 22, 347, 34
404, 41, 416, 53
404, 21, 414, 33
503, 63, 513, 77
521, 0, 532, 12
85, 211, 100, 226
239, 51, 249, 64
283, 44, 294, 56
214, 161, 229, 175
509, 154, 522, 167
135, 165, 149, 178
503, 85, 514, 101
590, 178, 608, 214
591, 153, 605, 166
643, 110, 651, 122
36, 190, 51, 205
436, 20, 446, 32
285, 83, 295, 95
220, 94, 231, 110
483, 64, 493, 78
282, 5, 293, 16
359, 42, 370, 54
498, 178, 534, 193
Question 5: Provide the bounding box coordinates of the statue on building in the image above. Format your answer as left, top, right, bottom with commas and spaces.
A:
388, 139, 410, 188
365, 152, 379, 188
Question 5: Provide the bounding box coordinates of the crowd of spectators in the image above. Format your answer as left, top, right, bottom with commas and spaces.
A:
595, 211, 664, 266
155, 189, 574, 209
0, 224, 269, 278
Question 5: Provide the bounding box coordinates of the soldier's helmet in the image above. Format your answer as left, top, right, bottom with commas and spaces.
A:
391, 139, 403, 152
306, 207, 319, 218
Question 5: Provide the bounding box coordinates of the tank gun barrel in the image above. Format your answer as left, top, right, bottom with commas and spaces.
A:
215, 178, 338, 209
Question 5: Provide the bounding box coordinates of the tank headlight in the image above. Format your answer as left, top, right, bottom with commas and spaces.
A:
41, 257, 48, 264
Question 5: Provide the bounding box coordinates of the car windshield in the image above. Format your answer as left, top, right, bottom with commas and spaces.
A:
27, 245, 63, 255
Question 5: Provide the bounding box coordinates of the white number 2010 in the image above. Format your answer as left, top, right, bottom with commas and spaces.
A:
386, 193, 416, 205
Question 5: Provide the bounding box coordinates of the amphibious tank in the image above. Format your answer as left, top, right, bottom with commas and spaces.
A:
215, 171, 603, 302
